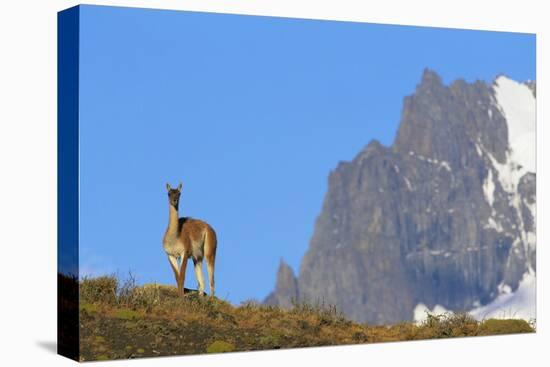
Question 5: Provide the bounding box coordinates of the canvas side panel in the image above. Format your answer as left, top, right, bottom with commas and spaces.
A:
57, 5, 80, 362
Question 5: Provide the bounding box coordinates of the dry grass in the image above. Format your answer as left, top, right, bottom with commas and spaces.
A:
77, 274, 535, 361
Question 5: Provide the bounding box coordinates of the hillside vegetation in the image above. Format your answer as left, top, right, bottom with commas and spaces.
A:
75, 274, 534, 361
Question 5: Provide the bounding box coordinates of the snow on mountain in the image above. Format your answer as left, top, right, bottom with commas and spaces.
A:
491, 76, 536, 262
414, 270, 535, 322
480, 77, 535, 203
469, 270, 536, 321
493, 76, 536, 176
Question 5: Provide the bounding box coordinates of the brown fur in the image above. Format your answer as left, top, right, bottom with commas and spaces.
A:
175, 218, 216, 261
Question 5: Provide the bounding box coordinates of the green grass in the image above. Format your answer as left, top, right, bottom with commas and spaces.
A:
206, 341, 235, 353
113, 309, 141, 320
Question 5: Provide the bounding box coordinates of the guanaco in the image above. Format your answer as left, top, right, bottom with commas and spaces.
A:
162, 183, 217, 297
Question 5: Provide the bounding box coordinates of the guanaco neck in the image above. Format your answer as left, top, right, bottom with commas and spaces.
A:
166, 203, 180, 238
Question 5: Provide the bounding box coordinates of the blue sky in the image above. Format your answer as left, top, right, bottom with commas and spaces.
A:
78, 5, 535, 303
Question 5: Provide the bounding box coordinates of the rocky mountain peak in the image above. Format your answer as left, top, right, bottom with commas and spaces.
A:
419, 68, 444, 89
264, 260, 299, 308
394, 70, 510, 166
265, 70, 536, 325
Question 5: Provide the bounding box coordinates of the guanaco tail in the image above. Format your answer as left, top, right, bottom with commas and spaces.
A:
162, 182, 217, 297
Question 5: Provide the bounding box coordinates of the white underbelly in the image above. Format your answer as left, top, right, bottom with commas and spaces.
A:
163, 240, 185, 257
163, 240, 204, 260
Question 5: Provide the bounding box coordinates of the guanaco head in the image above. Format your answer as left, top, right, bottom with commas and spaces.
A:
166, 182, 182, 209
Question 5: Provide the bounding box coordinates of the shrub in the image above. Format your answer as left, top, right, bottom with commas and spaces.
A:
80, 275, 118, 304
290, 299, 348, 326
117, 276, 161, 310
417, 312, 478, 338
239, 299, 261, 308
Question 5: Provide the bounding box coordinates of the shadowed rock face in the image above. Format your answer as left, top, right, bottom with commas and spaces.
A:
265, 69, 536, 324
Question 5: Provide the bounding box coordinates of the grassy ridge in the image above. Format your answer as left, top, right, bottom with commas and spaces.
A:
76, 274, 534, 361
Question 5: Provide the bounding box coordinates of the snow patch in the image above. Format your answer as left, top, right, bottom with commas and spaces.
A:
475, 142, 483, 157
414, 271, 536, 322
484, 145, 522, 194
493, 76, 536, 174
411, 153, 451, 172
498, 282, 512, 295
413, 304, 450, 323
404, 177, 413, 191
440, 161, 451, 172
484, 217, 504, 232
469, 271, 536, 321
526, 231, 536, 251
478, 141, 533, 259
525, 199, 536, 220
483, 169, 495, 206
524, 199, 536, 251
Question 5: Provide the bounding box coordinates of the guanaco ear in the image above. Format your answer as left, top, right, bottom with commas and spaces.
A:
166, 183, 171, 191
177, 182, 183, 191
